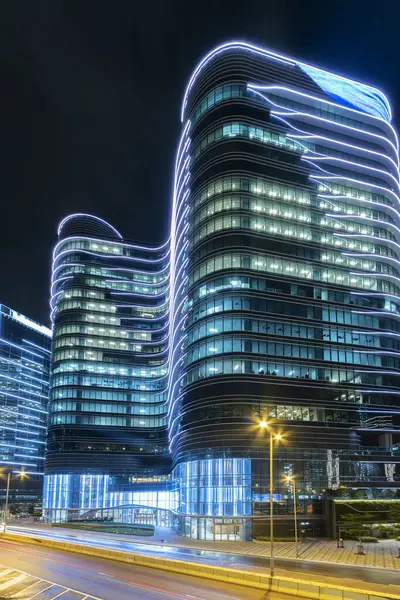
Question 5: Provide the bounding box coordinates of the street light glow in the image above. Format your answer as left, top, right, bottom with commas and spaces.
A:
274, 433, 282, 441
259, 420, 269, 429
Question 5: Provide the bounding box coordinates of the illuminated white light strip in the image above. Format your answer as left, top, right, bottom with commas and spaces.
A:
250, 88, 398, 156
58, 214, 123, 238
0, 356, 48, 379
319, 194, 400, 223
342, 253, 400, 270
326, 213, 400, 239
23, 339, 51, 354
307, 156, 400, 190
310, 174, 400, 206
167, 120, 191, 407
334, 233, 400, 255
53, 246, 166, 267
352, 310, 400, 319
289, 132, 399, 171
0, 373, 45, 392
249, 84, 395, 136
53, 234, 169, 261
181, 41, 391, 122
359, 389, 400, 394
0, 337, 45, 359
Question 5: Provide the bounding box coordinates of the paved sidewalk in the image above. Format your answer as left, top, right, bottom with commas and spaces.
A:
13, 521, 400, 570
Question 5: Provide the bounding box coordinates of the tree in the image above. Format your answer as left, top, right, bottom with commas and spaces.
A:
340, 511, 378, 539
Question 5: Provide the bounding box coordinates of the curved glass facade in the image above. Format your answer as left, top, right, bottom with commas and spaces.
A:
45, 45, 400, 539
169, 42, 400, 539
44, 214, 171, 517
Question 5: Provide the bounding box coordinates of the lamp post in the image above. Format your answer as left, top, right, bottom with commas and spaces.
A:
259, 421, 282, 578
285, 475, 298, 558
2, 470, 27, 533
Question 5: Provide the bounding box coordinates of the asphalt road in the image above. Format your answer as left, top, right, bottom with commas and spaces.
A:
8, 525, 400, 590
0, 538, 294, 600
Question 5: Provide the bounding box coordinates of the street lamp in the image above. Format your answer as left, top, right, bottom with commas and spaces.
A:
285, 475, 298, 558
1, 469, 27, 533
259, 421, 282, 578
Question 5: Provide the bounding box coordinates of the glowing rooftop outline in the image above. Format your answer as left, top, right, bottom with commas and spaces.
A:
181, 41, 392, 123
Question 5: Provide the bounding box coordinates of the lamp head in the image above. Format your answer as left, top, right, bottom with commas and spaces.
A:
259, 420, 268, 429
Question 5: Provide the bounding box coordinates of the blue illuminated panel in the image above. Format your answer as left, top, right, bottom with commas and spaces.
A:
300, 63, 391, 122
175, 458, 252, 517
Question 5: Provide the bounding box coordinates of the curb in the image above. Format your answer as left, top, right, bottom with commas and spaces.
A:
2, 532, 399, 600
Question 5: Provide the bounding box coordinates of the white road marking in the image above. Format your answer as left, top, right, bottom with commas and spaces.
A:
0, 573, 27, 590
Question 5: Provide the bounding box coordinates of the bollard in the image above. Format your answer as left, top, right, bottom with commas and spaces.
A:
356, 542, 364, 555
337, 538, 344, 549
397, 546, 400, 559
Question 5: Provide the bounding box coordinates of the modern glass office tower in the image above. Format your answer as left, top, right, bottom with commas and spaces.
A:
43, 214, 172, 520
45, 43, 400, 539
0, 304, 51, 503
169, 42, 400, 539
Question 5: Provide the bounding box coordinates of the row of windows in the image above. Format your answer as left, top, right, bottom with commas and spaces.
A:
190, 213, 395, 261
53, 336, 165, 354
186, 315, 382, 348
194, 190, 394, 229
266, 92, 389, 138
55, 239, 167, 264
56, 261, 165, 284
317, 181, 393, 208
185, 337, 391, 368
50, 414, 166, 427
189, 252, 397, 294
54, 324, 153, 342
192, 84, 246, 122
312, 143, 390, 172
319, 198, 394, 224
183, 357, 394, 387
57, 299, 117, 314
52, 387, 166, 404
189, 293, 385, 330
60, 288, 105, 301
52, 373, 166, 391
55, 310, 165, 330
193, 193, 396, 246
193, 120, 389, 175
82, 278, 167, 296
56, 299, 167, 320
56, 265, 167, 294
194, 175, 311, 209
56, 255, 168, 286
191, 195, 391, 257
52, 358, 167, 378
192, 122, 308, 159
322, 215, 395, 242
193, 173, 392, 215
58, 275, 167, 299
202, 403, 361, 424
49, 400, 167, 416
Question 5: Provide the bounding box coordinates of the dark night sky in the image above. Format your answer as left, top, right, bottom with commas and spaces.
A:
1, 0, 399, 325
